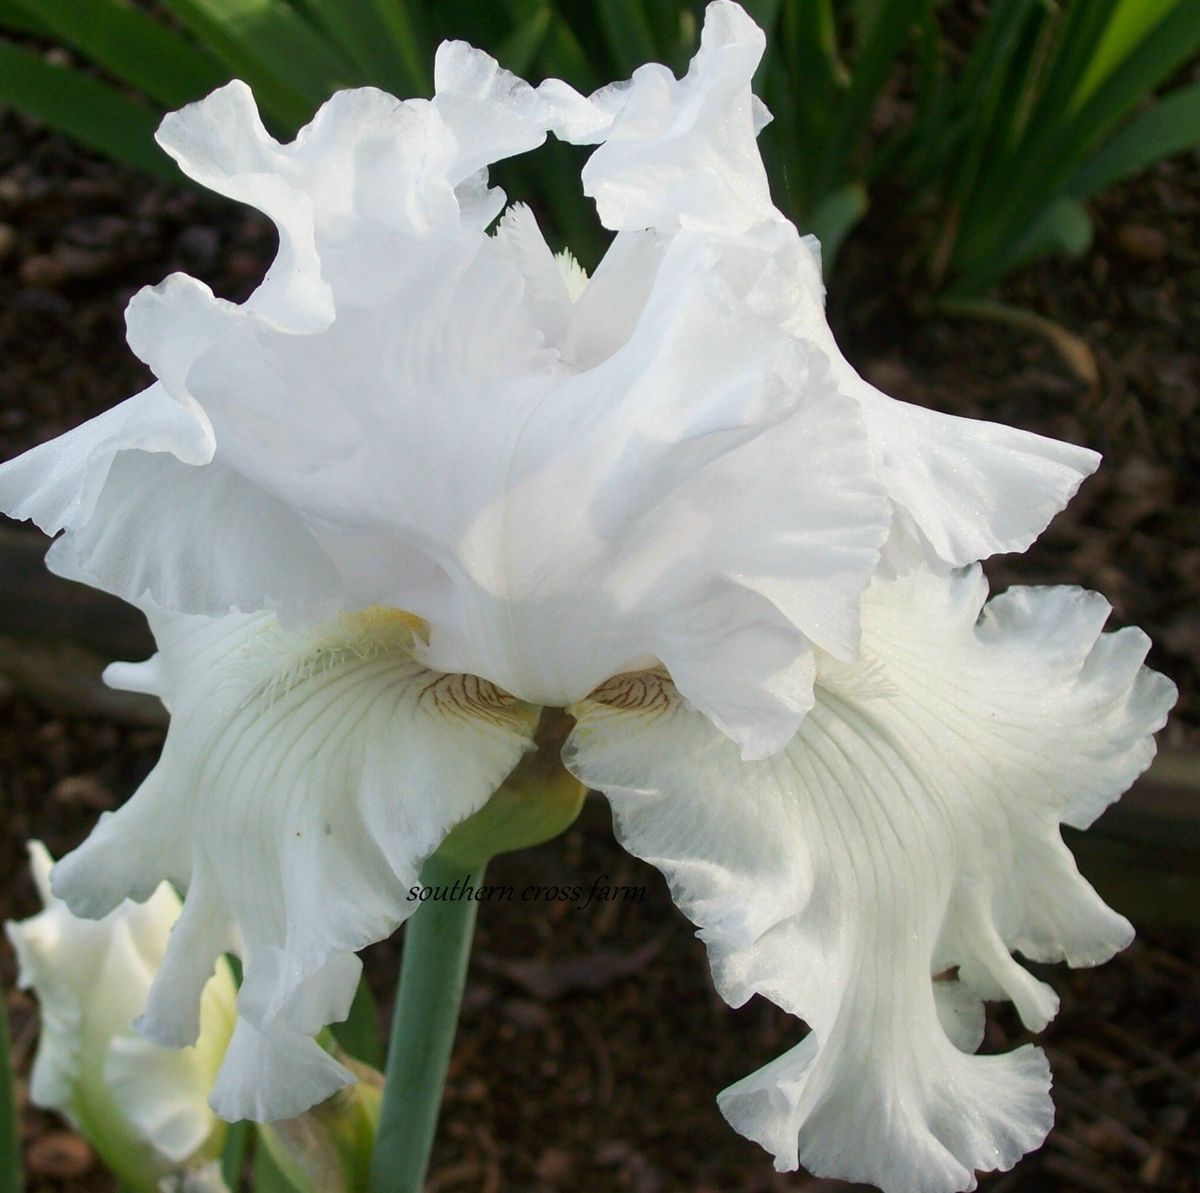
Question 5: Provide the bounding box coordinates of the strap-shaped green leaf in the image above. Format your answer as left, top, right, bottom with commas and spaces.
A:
596, 0, 660, 76
532, 8, 601, 91
811, 0, 932, 201
495, 3, 552, 77
1022, 0, 1118, 133
0, 41, 173, 178
806, 181, 868, 274
952, 0, 1200, 285
366, 0, 433, 95
768, 0, 842, 217
7, 0, 224, 108
1069, 82, 1200, 200
642, 0, 698, 73
950, 0, 1044, 127
0, 0, 50, 35
1074, 0, 1180, 106
1063, 0, 1200, 150
1006, 194, 1093, 266
289, 0, 417, 95
948, 0, 1048, 215
156, 0, 363, 129
0, 991, 21, 1193
952, 195, 1092, 294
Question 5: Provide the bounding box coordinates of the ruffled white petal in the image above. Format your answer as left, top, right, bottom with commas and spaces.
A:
544, 0, 775, 233
557, 229, 663, 368
783, 236, 1100, 570
0, 2, 1102, 758
44, 451, 342, 617
0, 385, 211, 535
153, 57, 544, 333
102, 991, 224, 1164
419, 227, 887, 755
494, 203, 578, 350
566, 566, 1174, 1192
0, 376, 346, 619
156, 81, 333, 332
547, 2, 1098, 572
51, 609, 538, 1122
96, 78, 892, 751
431, 41, 549, 183
861, 388, 1099, 570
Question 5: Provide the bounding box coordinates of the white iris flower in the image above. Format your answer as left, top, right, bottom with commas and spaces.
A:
0, 4, 1174, 1190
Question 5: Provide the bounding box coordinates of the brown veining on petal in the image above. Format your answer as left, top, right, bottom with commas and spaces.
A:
246, 608, 533, 734
587, 668, 674, 713
421, 671, 525, 727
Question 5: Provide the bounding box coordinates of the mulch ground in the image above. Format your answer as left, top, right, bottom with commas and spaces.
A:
0, 103, 1197, 1193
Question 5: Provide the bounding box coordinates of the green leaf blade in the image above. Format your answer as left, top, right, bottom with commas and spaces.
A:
0, 42, 173, 178
155, 0, 365, 130
1069, 82, 1200, 201
8, 0, 225, 108
1074, 0, 1181, 106
495, 3, 552, 77
293, 0, 420, 94
330, 977, 384, 1070
366, 0, 433, 95
806, 182, 869, 275
219, 1120, 250, 1191
596, 0, 660, 76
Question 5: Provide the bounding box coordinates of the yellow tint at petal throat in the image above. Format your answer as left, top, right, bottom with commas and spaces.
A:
346, 606, 429, 637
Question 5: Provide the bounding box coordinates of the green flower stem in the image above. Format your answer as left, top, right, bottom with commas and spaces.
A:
367, 854, 483, 1193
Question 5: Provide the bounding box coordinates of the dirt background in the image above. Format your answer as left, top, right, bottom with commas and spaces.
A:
0, 101, 1197, 1193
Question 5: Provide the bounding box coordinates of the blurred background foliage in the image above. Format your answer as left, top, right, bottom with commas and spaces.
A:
0, 0, 1197, 302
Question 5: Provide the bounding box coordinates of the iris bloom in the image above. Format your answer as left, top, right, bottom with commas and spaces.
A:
6, 843, 235, 1191
0, 4, 1174, 1189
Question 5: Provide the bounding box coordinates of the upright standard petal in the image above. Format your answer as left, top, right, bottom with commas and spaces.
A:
0, 1, 1096, 759
35, 74, 888, 754
783, 238, 1100, 571
566, 567, 1174, 1192
542, 0, 776, 233
0, 385, 211, 536
51, 609, 539, 1122
0, 377, 342, 619
548, 2, 1099, 571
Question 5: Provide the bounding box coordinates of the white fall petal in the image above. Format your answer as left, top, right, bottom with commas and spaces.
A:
6, 843, 235, 1188
50, 610, 539, 1122
566, 566, 1175, 1193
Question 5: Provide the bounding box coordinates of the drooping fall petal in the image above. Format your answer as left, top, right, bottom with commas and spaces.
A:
51, 609, 539, 1122
566, 566, 1174, 1192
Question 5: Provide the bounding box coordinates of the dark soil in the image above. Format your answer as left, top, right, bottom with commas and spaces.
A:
0, 106, 1197, 1193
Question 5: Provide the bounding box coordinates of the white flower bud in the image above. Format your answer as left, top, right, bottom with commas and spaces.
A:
6, 842, 236, 1192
